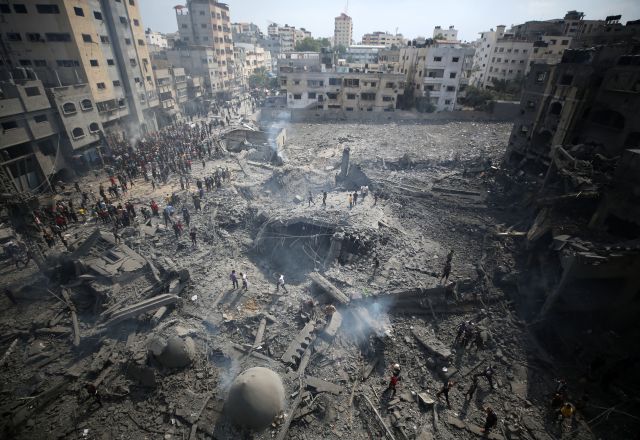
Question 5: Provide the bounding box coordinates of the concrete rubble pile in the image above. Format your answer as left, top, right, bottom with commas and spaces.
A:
0, 114, 635, 440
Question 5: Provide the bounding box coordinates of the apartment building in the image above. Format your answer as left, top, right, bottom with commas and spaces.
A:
277, 52, 322, 73
279, 68, 405, 112
334, 13, 353, 48
235, 43, 271, 73
153, 46, 217, 98
529, 36, 572, 66
484, 36, 533, 87
469, 25, 506, 88
266, 23, 311, 53
0, 77, 62, 192
361, 32, 405, 47
433, 26, 459, 41
397, 44, 474, 111
346, 45, 385, 64
0, 0, 159, 135
174, 0, 235, 94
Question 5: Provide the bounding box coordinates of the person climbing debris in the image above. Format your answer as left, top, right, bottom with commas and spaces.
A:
436, 380, 456, 408
464, 377, 479, 401
190, 227, 197, 246
276, 274, 288, 293
386, 363, 402, 397
348, 193, 353, 209
322, 191, 327, 207
481, 406, 498, 434
241, 272, 248, 291
308, 191, 315, 207
475, 364, 496, 389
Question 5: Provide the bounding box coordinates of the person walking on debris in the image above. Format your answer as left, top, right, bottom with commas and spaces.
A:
475, 364, 496, 389
386, 363, 402, 397
481, 406, 498, 434
190, 227, 197, 246
230, 270, 239, 290
84, 383, 103, 408
113, 224, 121, 244
353, 191, 358, 206
372, 255, 380, 276
465, 377, 479, 401
241, 272, 248, 291
373, 192, 378, 206
322, 191, 327, 207
440, 249, 454, 284
276, 274, 288, 293
454, 320, 469, 346
436, 380, 456, 408
348, 193, 353, 209
182, 206, 191, 227
308, 191, 315, 207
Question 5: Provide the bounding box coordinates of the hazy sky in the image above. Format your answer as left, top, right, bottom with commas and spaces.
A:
139, 0, 640, 42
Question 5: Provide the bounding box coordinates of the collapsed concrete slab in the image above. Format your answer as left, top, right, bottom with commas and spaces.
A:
309, 272, 350, 305
97, 294, 180, 329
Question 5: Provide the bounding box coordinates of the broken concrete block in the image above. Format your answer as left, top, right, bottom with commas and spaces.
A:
155, 336, 195, 369
412, 326, 452, 361
321, 310, 342, 339
127, 364, 156, 387
293, 195, 303, 204
417, 392, 435, 408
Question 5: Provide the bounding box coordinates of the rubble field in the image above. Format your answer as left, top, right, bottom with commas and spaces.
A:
0, 119, 630, 440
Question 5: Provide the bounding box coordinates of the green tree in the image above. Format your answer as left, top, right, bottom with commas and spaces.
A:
458, 86, 495, 111
295, 37, 331, 52
248, 67, 271, 89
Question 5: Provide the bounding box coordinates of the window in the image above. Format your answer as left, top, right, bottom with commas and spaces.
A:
433, 56, 442, 61
446, 86, 456, 92
7, 33, 22, 41
34, 114, 48, 123
382, 96, 393, 102
326, 92, 338, 99
134, 77, 140, 83
329, 78, 341, 86
549, 102, 562, 115
344, 78, 359, 87
90, 59, 99, 67
96, 82, 106, 90
514, 49, 519, 53
82, 34, 92, 43
38, 140, 55, 156
445, 99, 451, 105
133, 19, 139, 26
0, 5, 10, 13
129, 58, 137, 67
46, 33, 72, 42
100, 35, 109, 43
293, 94, 301, 100
181, 24, 188, 29
199, 10, 205, 15
94, 11, 102, 20
19, 59, 32, 66
34, 60, 47, 67
1, 121, 18, 131
527, 100, 535, 108
536, 72, 547, 83
559, 74, 573, 86
74, 7, 84, 16
497, 58, 501, 62
308, 92, 316, 99
113, 80, 121, 87
24, 86, 40, 96
452, 57, 460, 62
561, 40, 569, 45
36, 4, 60, 13
118, 98, 126, 107
62, 102, 77, 114
125, 38, 131, 45
13, 4, 27, 13
27, 33, 44, 42
520, 124, 528, 134
89, 122, 100, 133
385, 82, 394, 89
71, 127, 85, 139
137, 39, 145, 45
346, 93, 356, 99
107, 59, 115, 65
119, 16, 127, 24
129, 0, 135, 5
81, 99, 93, 110
449, 72, 457, 79
361, 92, 376, 100
57, 59, 80, 67
201, 23, 207, 28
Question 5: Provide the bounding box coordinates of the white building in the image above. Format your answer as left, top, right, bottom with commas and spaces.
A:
347, 45, 386, 64
433, 26, 459, 41
483, 36, 533, 88
334, 13, 353, 48
398, 44, 474, 111
145, 29, 169, 51
361, 32, 405, 47
470, 25, 506, 88
266, 23, 311, 52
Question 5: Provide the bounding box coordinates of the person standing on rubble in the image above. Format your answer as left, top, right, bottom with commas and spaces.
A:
464, 377, 479, 401
440, 250, 454, 284
308, 191, 315, 207
481, 406, 498, 434
372, 255, 380, 276
276, 274, 288, 293
230, 270, 239, 290
436, 380, 456, 408
190, 227, 197, 246
182, 206, 191, 227
475, 364, 496, 389
373, 192, 378, 206
353, 191, 358, 206
241, 272, 248, 291
348, 193, 353, 209
386, 364, 402, 397
322, 191, 327, 207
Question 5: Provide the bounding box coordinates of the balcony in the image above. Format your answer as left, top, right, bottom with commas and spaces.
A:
0, 126, 30, 148
0, 98, 24, 118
